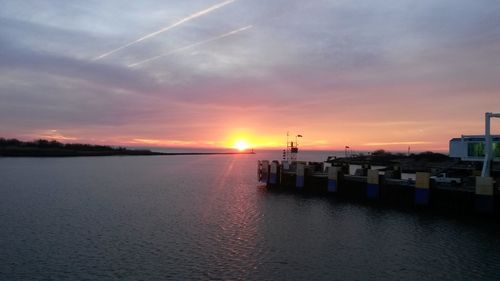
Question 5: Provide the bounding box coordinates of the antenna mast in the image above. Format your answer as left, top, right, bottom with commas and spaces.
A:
284, 132, 302, 162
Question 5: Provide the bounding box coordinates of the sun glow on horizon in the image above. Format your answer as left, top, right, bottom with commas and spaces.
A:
234, 139, 250, 151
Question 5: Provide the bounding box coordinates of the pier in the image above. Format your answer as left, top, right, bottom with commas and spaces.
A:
259, 113, 500, 217
257, 159, 500, 217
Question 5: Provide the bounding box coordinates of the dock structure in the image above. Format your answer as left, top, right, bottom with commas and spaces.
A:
257, 159, 500, 217
259, 112, 500, 216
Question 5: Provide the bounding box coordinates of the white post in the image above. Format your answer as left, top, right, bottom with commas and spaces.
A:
482, 113, 491, 177
482, 112, 500, 177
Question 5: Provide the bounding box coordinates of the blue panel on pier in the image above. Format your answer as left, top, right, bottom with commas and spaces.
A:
328, 180, 337, 193
475, 195, 494, 214
296, 176, 304, 189
270, 174, 277, 184
415, 188, 429, 205
367, 183, 379, 199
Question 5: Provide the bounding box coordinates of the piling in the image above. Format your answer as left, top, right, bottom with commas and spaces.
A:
270, 161, 279, 185
282, 160, 290, 171
367, 169, 380, 199
475, 176, 494, 214
327, 166, 339, 193
415, 172, 430, 205
296, 163, 305, 190
257, 160, 263, 182
260, 160, 269, 184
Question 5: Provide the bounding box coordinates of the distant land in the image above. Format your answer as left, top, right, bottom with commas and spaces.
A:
0, 138, 255, 157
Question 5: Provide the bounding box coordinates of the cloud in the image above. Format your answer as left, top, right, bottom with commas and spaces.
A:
0, 44, 156, 92
37, 129, 78, 141
93, 0, 236, 60
1, 0, 500, 148
129, 25, 253, 67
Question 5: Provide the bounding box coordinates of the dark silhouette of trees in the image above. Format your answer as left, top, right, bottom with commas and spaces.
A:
0, 138, 157, 156
409, 151, 449, 162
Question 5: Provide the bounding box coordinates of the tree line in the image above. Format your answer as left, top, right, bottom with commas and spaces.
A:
0, 138, 127, 152
370, 149, 449, 162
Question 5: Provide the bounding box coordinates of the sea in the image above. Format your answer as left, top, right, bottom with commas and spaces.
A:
1, 150, 500, 280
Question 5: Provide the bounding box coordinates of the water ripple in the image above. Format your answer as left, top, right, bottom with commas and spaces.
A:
1, 155, 500, 280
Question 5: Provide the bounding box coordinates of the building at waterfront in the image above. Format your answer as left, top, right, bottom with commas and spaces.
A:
449, 135, 500, 162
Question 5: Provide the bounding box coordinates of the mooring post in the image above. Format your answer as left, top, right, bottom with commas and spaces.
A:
270, 161, 279, 185
282, 160, 290, 171
367, 169, 380, 199
415, 172, 430, 205
257, 160, 261, 181
260, 160, 269, 184
475, 176, 494, 214
327, 166, 339, 193
393, 165, 401, 180
296, 163, 305, 190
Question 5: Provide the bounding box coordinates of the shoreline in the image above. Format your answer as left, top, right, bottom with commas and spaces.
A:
0, 138, 256, 157
0, 150, 256, 157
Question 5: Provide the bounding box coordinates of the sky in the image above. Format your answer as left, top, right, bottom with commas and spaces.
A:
1, 0, 499, 152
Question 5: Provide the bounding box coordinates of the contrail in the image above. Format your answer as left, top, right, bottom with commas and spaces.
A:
128, 25, 253, 67
93, 0, 235, 60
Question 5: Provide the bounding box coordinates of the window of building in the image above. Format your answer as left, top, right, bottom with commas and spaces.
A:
468, 142, 500, 157
468, 142, 484, 157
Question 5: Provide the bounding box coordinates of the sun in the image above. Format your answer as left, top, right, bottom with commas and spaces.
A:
234, 140, 250, 151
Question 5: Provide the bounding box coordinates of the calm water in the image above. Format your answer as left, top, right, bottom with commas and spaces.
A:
1, 151, 500, 280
